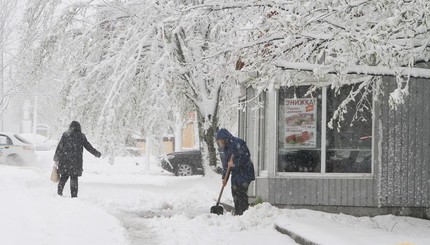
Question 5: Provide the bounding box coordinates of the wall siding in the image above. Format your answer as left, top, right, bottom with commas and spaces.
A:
415, 80, 423, 206
379, 77, 430, 207
422, 78, 430, 206
269, 178, 375, 207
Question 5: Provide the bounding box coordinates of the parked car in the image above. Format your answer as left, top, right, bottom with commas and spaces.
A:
18, 133, 57, 151
0, 133, 36, 165
160, 150, 204, 176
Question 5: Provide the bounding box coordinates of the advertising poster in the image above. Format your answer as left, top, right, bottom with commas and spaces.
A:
284, 98, 317, 148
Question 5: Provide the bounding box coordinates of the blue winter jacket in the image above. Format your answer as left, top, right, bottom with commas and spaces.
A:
216, 128, 255, 185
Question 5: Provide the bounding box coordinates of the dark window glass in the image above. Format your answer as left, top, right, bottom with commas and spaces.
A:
325, 84, 372, 173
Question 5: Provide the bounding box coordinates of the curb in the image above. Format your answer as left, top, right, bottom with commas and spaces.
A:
275, 225, 320, 245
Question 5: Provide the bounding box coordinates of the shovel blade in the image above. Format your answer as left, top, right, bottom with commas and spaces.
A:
210, 205, 224, 215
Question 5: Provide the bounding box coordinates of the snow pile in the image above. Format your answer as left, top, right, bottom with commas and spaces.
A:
146, 204, 295, 245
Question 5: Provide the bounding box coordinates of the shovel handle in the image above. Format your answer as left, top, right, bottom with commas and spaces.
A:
216, 166, 231, 205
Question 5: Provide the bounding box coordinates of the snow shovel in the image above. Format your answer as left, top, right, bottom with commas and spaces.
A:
210, 166, 231, 215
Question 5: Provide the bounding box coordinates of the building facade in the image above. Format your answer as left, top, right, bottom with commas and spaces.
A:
241, 75, 430, 218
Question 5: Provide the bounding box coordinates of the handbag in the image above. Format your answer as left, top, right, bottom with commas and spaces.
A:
50, 165, 60, 183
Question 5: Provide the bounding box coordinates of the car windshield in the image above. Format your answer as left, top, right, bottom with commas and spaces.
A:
14, 134, 32, 144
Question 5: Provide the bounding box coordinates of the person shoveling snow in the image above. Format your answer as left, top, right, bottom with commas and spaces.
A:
215, 128, 255, 216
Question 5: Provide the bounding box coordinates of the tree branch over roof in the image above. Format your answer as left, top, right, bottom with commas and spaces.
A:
275, 61, 430, 79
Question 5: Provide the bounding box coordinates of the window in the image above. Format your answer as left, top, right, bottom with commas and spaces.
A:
259, 92, 267, 171
278, 86, 322, 173
245, 87, 256, 143
277, 84, 372, 174
0, 135, 12, 145
326, 85, 372, 173
238, 98, 246, 140
241, 87, 267, 174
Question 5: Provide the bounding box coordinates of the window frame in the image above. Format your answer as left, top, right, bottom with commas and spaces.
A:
238, 97, 247, 140
258, 91, 268, 175
275, 85, 375, 178
243, 87, 269, 176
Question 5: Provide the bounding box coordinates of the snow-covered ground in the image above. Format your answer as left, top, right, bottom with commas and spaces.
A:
276, 209, 430, 245
1, 150, 429, 245
0, 151, 295, 245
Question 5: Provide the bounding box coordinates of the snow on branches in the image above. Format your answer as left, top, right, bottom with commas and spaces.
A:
16, 0, 430, 159
234, 0, 430, 95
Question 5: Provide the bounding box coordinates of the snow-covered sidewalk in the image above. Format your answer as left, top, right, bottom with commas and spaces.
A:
79, 155, 297, 245
0, 152, 296, 245
275, 208, 430, 245
2, 151, 430, 245
0, 166, 128, 245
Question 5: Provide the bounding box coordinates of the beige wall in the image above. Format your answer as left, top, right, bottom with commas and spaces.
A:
137, 139, 174, 155
136, 122, 195, 155
182, 122, 195, 149
134, 111, 196, 154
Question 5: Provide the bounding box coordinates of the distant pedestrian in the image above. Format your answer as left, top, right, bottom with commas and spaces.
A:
54, 121, 101, 198
216, 128, 255, 215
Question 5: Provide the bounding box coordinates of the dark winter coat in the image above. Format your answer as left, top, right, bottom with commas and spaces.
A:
216, 128, 255, 185
54, 121, 101, 176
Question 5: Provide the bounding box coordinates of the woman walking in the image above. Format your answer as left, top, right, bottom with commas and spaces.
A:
54, 121, 101, 198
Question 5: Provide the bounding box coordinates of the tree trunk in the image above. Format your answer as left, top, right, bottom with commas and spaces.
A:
174, 112, 183, 152
196, 109, 219, 176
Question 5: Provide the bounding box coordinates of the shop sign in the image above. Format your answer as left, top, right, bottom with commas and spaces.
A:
284, 98, 317, 148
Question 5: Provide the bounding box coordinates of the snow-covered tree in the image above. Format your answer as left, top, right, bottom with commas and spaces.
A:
163, 1, 247, 170
55, 1, 182, 158
0, 0, 19, 125
231, 0, 430, 121
183, 0, 430, 127
24, 0, 430, 175
55, 1, 242, 173
15, 0, 68, 134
